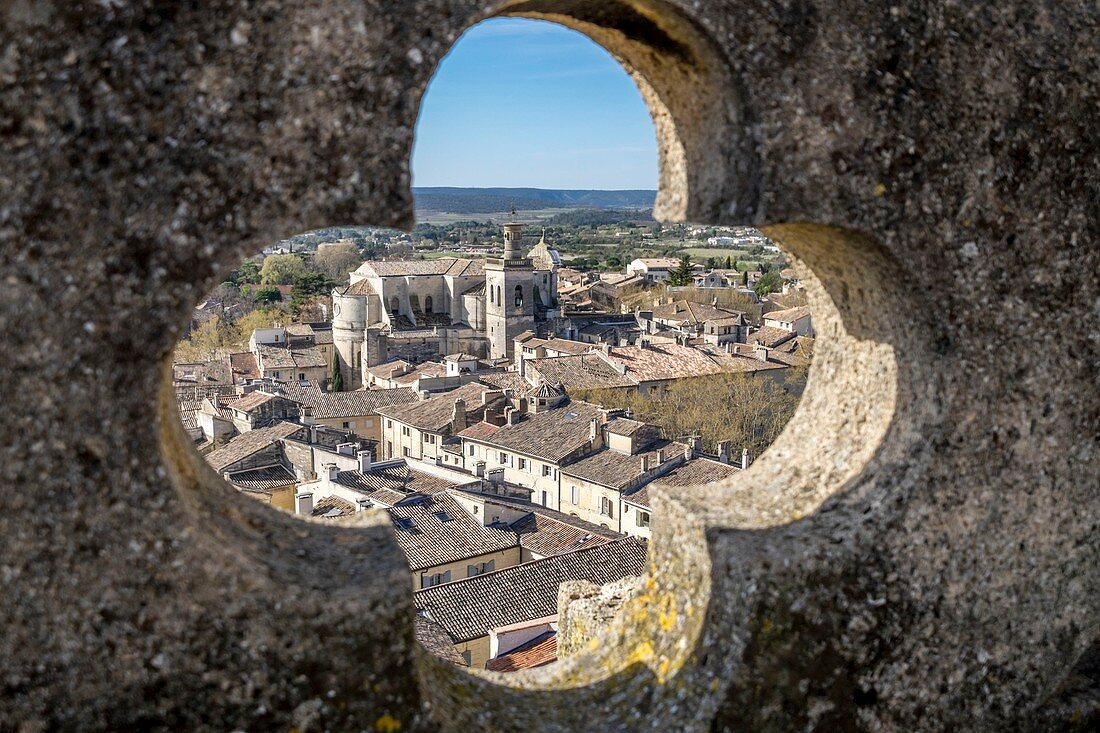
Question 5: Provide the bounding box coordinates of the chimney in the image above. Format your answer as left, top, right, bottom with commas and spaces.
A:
295, 492, 313, 516
517, 356, 526, 378
640, 454, 650, 473
324, 463, 339, 484
688, 436, 701, 458
337, 442, 356, 456
754, 344, 769, 362
504, 407, 518, 426
589, 418, 604, 449
717, 440, 731, 465
601, 343, 611, 355
300, 405, 315, 425
452, 398, 467, 433
419, 389, 430, 401
357, 449, 372, 473
482, 389, 503, 406
712, 296, 718, 307
656, 449, 666, 465
742, 448, 751, 469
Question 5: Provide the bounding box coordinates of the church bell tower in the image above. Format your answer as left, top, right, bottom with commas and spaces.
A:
485, 215, 535, 359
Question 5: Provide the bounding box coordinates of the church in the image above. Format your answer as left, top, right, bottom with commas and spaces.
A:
332, 221, 561, 389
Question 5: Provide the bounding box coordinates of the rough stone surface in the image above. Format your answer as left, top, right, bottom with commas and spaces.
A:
1, 1, 1097, 731
556, 577, 645, 659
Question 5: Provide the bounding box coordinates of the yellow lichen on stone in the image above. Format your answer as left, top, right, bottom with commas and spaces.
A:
375, 714, 402, 733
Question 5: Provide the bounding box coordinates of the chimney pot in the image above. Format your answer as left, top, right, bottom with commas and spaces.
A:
357, 449, 372, 473
640, 454, 650, 472
295, 492, 314, 516
742, 448, 751, 469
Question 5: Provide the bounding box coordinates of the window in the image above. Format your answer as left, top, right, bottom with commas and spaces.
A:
386, 441, 392, 458
342, 421, 351, 429
570, 486, 579, 505
424, 434, 436, 444
499, 452, 508, 465
542, 465, 552, 477
638, 511, 651, 528
298, 372, 305, 380
489, 286, 494, 305
386, 420, 392, 428
468, 444, 475, 456
424, 295, 433, 312
401, 426, 410, 436
600, 496, 613, 518
496, 285, 502, 305
466, 560, 495, 577
518, 457, 527, 471
403, 447, 410, 457
423, 570, 451, 588
514, 285, 523, 307
541, 491, 549, 507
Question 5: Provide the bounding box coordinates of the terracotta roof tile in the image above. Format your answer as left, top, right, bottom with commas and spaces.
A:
390, 494, 517, 571
485, 632, 557, 672
206, 422, 306, 473
415, 538, 647, 643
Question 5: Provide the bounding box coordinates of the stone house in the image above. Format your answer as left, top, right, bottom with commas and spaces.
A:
763, 305, 813, 337
376, 382, 507, 462
414, 538, 647, 669
457, 397, 607, 511
560, 429, 689, 531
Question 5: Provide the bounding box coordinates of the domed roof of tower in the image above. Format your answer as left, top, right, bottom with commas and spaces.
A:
527, 230, 561, 271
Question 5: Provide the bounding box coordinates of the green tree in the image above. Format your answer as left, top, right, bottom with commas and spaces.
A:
725, 255, 733, 270
753, 270, 783, 298
231, 260, 262, 285
291, 272, 335, 302
741, 271, 749, 286
252, 285, 282, 305
260, 254, 308, 284
330, 355, 344, 393
668, 255, 694, 286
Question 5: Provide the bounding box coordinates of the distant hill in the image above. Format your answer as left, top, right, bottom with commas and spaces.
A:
413, 187, 657, 214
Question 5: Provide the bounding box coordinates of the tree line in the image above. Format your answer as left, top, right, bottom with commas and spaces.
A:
571, 367, 807, 460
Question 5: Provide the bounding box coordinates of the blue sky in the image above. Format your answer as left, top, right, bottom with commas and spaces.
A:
412, 18, 658, 190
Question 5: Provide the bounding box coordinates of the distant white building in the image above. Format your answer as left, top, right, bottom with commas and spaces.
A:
626, 257, 680, 283
763, 306, 813, 336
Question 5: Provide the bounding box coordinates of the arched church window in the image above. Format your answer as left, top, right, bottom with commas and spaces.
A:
489, 287, 494, 305
389, 296, 399, 313
514, 285, 523, 307
497, 286, 502, 305
424, 295, 433, 313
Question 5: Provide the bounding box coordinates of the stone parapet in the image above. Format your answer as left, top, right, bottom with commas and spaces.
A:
0, 1, 1096, 731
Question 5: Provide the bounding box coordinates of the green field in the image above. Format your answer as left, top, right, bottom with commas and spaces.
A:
415, 207, 575, 225
677, 247, 749, 260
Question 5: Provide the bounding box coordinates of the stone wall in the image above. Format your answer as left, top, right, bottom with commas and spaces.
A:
1, 1, 1096, 731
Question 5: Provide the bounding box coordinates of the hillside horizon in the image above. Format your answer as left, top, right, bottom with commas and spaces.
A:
413, 187, 657, 214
